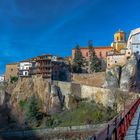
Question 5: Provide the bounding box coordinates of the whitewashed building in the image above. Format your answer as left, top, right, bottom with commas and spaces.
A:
18, 61, 32, 77
0, 75, 5, 82
127, 27, 140, 55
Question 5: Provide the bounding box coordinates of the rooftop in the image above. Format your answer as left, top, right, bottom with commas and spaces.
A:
116, 29, 125, 33
72, 46, 112, 50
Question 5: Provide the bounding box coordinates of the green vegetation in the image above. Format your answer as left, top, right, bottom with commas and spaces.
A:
10, 76, 18, 83
19, 99, 28, 111
72, 41, 102, 73
51, 101, 116, 127
19, 95, 117, 129
19, 95, 43, 127
88, 40, 102, 72
72, 44, 83, 73
26, 95, 43, 125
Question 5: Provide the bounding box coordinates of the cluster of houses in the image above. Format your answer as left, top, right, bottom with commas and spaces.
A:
1, 27, 140, 83
107, 28, 140, 68
5, 54, 71, 82
72, 28, 140, 70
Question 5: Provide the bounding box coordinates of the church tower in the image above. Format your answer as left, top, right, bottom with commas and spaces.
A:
111, 29, 127, 53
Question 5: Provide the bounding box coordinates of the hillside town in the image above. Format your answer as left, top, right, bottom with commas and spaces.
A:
1, 27, 140, 84
0, 27, 139, 139
0, 0, 140, 139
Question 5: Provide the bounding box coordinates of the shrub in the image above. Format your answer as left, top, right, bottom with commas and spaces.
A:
10, 76, 18, 83
19, 99, 27, 111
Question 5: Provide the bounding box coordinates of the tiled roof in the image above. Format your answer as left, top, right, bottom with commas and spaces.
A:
72, 46, 112, 50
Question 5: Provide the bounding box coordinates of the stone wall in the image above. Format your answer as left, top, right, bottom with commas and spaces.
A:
81, 85, 114, 107
72, 73, 105, 87
53, 80, 139, 111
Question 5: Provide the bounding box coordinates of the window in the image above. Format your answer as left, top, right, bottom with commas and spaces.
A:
121, 36, 123, 40
11, 68, 13, 71
117, 37, 119, 41
136, 51, 139, 54
115, 61, 117, 63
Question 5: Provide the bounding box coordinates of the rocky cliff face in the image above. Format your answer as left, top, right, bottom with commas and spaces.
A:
104, 54, 139, 92
6, 76, 64, 115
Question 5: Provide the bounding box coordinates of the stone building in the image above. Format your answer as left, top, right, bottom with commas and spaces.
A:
5, 63, 19, 81
107, 49, 132, 68
111, 29, 127, 53
72, 46, 112, 61
107, 27, 140, 68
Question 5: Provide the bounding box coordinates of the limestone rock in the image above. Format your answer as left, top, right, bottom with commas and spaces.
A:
103, 66, 121, 88
48, 85, 64, 114
120, 54, 137, 91
6, 76, 64, 115
104, 54, 139, 92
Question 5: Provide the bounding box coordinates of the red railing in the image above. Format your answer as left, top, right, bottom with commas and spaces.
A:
89, 98, 140, 140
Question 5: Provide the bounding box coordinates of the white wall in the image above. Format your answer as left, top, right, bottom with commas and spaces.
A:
19, 62, 32, 70
0, 75, 5, 82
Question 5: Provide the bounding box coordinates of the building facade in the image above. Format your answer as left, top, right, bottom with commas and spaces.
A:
111, 29, 127, 53
106, 28, 140, 68
18, 61, 32, 77
72, 46, 112, 61
127, 27, 140, 55
34, 54, 52, 79
0, 75, 5, 82
107, 49, 132, 68
5, 63, 19, 81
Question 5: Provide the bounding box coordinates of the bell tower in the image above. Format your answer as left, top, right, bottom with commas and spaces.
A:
111, 29, 127, 53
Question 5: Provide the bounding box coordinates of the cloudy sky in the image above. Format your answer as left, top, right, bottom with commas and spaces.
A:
0, 0, 140, 73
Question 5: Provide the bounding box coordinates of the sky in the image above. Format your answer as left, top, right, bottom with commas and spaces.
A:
0, 0, 140, 73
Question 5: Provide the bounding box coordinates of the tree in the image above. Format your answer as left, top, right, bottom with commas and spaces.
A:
26, 95, 42, 124
73, 44, 83, 73
88, 40, 101, 72
10, 76, 18, 83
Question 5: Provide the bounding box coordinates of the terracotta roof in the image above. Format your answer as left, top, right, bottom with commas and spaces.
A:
72, 46, 112, 50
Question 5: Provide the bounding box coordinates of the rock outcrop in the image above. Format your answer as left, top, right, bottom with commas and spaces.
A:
103, 66, 121, 88
6, 76, 64, 115
104, 54, 139, 92
120, 55, 137, 91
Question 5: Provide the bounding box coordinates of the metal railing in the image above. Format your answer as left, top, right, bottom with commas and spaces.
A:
88, 98, 140, 140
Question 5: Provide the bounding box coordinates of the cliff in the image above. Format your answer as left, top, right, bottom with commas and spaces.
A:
6, 76, 64, 116
103, 54, 140, 92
